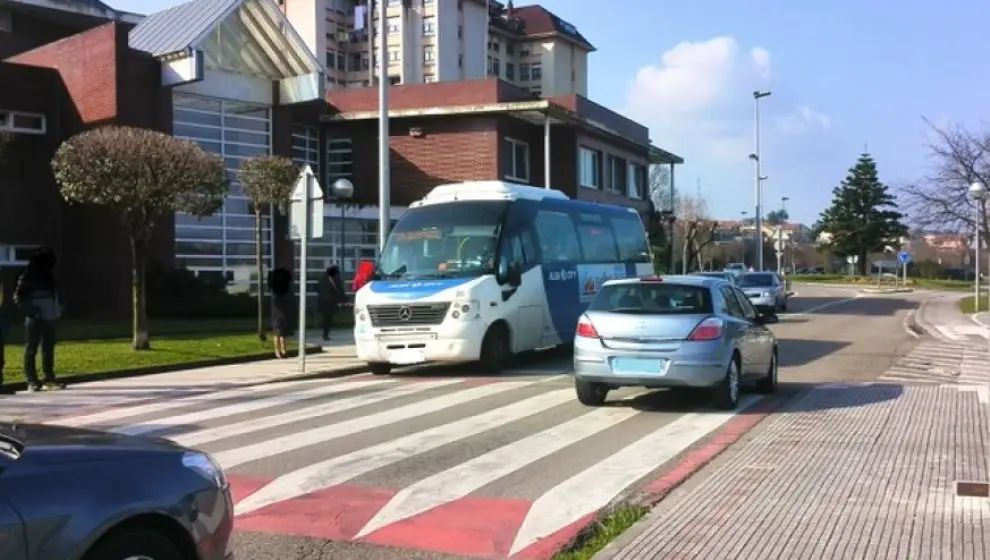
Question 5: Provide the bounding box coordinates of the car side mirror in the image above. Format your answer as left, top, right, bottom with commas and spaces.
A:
757, 312, 779, 325
496, 257, 510, 284
507, 263, 522, 287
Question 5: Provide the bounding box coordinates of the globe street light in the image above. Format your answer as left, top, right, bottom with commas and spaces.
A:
330, 178, 354, 281
970, 181, 987, 311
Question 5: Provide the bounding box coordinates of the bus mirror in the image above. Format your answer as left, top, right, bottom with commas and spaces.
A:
496, 257, 510, 284
507, 264, 522, 287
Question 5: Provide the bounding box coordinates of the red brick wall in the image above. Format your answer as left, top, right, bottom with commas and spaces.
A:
326, 78, 535, 113
4, 22, 175, 318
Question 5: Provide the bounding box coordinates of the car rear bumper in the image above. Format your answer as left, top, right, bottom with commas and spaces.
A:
574, 362, 726, 388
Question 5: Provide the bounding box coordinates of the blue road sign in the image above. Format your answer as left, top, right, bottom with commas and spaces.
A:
898, 251, 911, 264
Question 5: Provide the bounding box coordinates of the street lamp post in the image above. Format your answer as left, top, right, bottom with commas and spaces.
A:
330, 178, 354, 281
777, 196, 789, 274
970, 182, 987, 311
751, 90, 772, 271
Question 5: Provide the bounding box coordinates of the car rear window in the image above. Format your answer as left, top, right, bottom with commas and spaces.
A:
588, 283, 713, 314
739, 273, 775, 287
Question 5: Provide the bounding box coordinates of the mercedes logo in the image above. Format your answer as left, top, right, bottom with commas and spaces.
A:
397, 307, 412, 321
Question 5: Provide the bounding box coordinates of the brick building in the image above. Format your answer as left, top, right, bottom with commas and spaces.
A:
0, 0, 682, 318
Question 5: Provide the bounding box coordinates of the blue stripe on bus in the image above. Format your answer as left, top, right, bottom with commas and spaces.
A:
541, 262, 640, 341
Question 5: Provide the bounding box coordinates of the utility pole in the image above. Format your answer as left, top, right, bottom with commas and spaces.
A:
751, 90, 771, 271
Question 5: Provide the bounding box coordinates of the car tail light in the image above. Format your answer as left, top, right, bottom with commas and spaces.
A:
688, 317, 724, 341
640, 276, 663, 283
576, 315, 599, 338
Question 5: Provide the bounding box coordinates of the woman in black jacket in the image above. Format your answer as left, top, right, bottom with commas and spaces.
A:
267, 268, 294, 358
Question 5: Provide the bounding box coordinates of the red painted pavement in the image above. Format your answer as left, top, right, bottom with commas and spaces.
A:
509, 512, 597, 560
360, 496, 532, 558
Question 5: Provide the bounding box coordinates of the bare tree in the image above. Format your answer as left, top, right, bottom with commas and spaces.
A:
675, 194, 718, 273
52, 126, 228, 350
238, 155, 300, 341
899, 119, 990, 247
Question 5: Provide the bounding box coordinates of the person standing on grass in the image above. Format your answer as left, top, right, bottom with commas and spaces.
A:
0, 270, 14, 395
14, 248, 65, 392
317, 266, 345, 341
268, 268, 293, 359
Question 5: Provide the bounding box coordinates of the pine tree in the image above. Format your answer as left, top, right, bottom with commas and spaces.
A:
815, 152, 908, 275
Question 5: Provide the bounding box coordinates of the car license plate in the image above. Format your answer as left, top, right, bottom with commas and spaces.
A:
389, 349, 426, 365
610, 357, 668, 375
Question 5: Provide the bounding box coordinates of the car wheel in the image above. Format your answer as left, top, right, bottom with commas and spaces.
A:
83, 529, 182, 560
575, 379, 608, 406
756, 349, 778, 394
368, 362, 392, 375
480, 323, 512, 374
780, 298, 788, 312
711, 355, 740, 410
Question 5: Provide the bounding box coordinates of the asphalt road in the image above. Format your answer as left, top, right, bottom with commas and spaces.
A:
43, 284, 926, 560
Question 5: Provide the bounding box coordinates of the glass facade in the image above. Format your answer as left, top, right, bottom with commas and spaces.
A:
172, 93, 273, 293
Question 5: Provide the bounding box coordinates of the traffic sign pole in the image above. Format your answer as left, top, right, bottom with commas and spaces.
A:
289, 165, 326, 375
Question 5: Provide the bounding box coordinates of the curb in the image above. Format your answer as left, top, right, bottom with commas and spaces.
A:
860, 287, 914, 294
628, 393, 790, 509
2, 345, 326, 392
553, 392, 792, 559
258, 361, 370, 385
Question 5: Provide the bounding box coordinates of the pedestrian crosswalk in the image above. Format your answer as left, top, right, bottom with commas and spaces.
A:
877, 340, 990, 385
40, 373, 761, 559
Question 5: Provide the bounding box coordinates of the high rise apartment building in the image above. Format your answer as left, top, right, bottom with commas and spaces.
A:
277, 0, 592, 97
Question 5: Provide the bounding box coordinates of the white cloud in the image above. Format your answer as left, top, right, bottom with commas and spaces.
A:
623, 36, 830, 166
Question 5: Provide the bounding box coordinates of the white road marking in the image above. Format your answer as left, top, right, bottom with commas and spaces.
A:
114, 380, 394, 436
902, 310, 920, 338
53, 379, 337, 428
354, 405, 642, 538
171, 379, 463, 447
507, 395, 761, 556
214, 380, 540, 470
234, 389, 575, 516
790, 294, 862, 316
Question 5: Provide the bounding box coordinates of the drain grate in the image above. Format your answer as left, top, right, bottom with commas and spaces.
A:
955, 480, 990, 498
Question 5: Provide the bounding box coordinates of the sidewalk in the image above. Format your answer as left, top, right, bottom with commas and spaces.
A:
599, 383, 990, 559
916, 293, 989, 341
0, 328, 365, 422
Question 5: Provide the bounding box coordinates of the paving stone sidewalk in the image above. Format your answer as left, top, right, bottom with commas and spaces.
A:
599, 383, 990, 560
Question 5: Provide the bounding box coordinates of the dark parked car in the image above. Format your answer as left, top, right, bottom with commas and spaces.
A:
0, 423, 233, 560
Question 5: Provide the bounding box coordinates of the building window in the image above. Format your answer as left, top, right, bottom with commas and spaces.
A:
531, 63, 542, 80
505, 62, 515, 80
388, 50, 400, 62
423, 16, 436, 36
506, 43, 515, 55
291, 125, 319, 174
520, 49, 530, 57
579, 147, 601, 189
519, 63, 530, 80
326, 137, 353, 186
457, 25, 462, 39
387, 16, 400, 34
424, 47, 435, 61
423, 0, 434, 4
336, 52, 345, 70
424, 74, 436, 83
458, 54, 463, 67
0, 246, 38, 265
607, 155, 626, 194
325, 50, 335, 67
628, 163, 646, 199
529, 86, 541, 96
489, 58, 500, 76
0, 110, 46, 134
503, 137, 530, 182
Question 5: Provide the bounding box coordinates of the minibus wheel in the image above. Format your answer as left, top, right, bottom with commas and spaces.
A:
368, 362, 392, 375
480, 323, 512, 374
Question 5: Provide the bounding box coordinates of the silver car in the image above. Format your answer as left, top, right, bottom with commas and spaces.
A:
573, 275, 779, 410
692, 270, 739, 286
737, 272, 788, 312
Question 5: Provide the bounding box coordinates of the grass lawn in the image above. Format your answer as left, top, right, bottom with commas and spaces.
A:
959, 296, 977, 314
790, 275, 973, 291
0, 333, 300, 385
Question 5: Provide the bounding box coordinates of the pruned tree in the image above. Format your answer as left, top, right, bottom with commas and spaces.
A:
815, 152, 908, 275
238, 155, 299, 341
675, 194, 718, 273
51, 126, 228, 350
765, 209, 789, 226
898, 118, 989, 247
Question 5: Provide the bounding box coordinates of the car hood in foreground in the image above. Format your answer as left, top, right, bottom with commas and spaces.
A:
0, 423, 184, 464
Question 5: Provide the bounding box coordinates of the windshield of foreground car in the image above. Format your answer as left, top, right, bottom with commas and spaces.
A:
739, 273, 776, 287
588, 283, 713, 315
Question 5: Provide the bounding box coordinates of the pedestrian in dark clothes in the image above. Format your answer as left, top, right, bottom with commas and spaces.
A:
317, 265, 345, 340
14, 248, 66, 392
268, 268, 293, 358
0, 270, 14, 395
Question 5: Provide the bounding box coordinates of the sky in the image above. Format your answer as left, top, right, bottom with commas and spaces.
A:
110, 0, 990, 226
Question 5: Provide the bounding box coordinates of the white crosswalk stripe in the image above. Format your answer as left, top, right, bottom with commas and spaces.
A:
36, 373, 758, 557
878, 340, 990, 384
